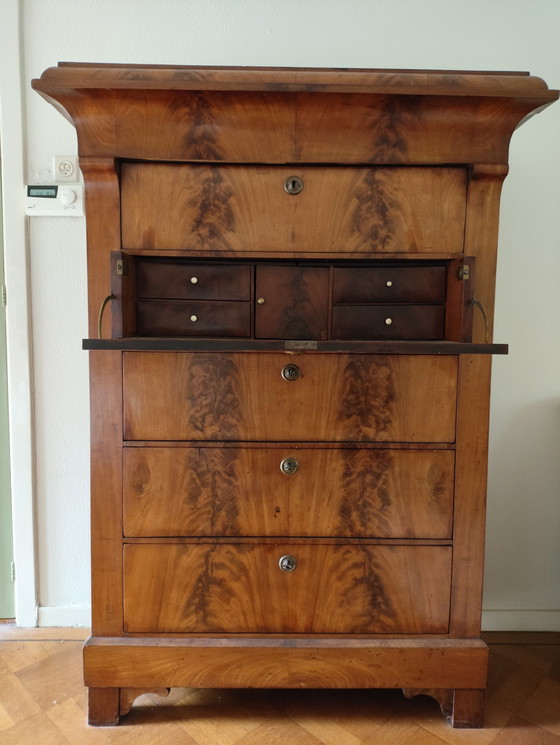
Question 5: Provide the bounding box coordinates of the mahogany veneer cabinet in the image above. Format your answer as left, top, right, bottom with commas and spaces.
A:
33, 64, 557, 728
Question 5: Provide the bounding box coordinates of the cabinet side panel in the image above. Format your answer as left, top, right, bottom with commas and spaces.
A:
450, 354, 491, 637
89, 350, 123, 635
82, 157, 124, 636
80, 157, 121, 340
463, 165, 507, 344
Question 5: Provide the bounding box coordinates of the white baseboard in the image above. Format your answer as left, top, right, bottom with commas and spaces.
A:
482, 609, 560, 632
37, 606, 91, 628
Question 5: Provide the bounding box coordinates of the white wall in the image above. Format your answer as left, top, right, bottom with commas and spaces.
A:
17, 0, 560, 629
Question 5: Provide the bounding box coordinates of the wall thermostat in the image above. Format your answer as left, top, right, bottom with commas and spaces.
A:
25, 184, 84, 216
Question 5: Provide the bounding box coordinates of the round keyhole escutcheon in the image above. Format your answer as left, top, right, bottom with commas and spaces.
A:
279, 554, 297, 572
284, 176, 304, 195
280, 457, 299, 475
281, 364, 301, 382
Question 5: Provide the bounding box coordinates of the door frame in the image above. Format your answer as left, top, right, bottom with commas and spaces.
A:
0, 0, 38, 626
0, 152, 15, 619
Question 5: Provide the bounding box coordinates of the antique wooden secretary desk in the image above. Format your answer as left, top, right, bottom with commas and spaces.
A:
32, 64, 557, 728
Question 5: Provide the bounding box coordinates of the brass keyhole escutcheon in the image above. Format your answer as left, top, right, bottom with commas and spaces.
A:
280, 457, 299, 475
279, 555, 297, 572
284, 176, 304, 195
281, 364, 301, 382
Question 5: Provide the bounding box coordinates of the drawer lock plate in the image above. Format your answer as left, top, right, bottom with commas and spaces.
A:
279, 555, 297, 572
281, 364, 301, 382
284, 176, 304, 195
280, 457, 299, 475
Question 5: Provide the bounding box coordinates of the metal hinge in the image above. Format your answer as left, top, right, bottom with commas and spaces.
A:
10, 562, 15, 583
1, 285, 6, 307
457, 265, 470, 280
116, 259, 126, 276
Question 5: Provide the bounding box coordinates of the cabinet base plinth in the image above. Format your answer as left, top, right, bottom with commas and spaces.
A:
84, 636, 487, 727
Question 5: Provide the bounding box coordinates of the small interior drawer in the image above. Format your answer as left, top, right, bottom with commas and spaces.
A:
136, 260, 251, 300
136, 300, 250, 337
332, 305, 444, 340
333, 266, 446, 303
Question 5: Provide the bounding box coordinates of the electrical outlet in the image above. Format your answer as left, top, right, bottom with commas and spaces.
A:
53, 155, 79, 182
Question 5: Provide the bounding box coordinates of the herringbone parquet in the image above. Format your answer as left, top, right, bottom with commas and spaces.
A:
0, 627, 559, 744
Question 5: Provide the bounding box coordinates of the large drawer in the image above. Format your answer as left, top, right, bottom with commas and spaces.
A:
123, 543, 452, 634
121, 164, 467, 255
122, 352, 458, 442
123, 447, 454, 539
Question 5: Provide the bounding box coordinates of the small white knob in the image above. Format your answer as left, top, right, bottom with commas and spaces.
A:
190, 277, 198, 284
190, 315, 198, 323
60, 188, 77, 205
385, 318, 393, 325
386, 280, 393, 287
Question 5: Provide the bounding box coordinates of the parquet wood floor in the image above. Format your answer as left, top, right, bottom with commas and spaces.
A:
0, 627, 559, 744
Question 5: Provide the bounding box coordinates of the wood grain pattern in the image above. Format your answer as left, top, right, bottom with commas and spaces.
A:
123, 543, 452, 634
333, 265, 446, 303
332, 305, 444, 340
84, 637, 488, 688
122, 352, 457, 442
120, 164, 467, 256
80, 157, 121, 339
445, 256, 475, 342
136, 260, 251, 300
34, 63, 557, 96
123, 446, 454, 538
89, 350, 123, 636
463, 166, 508, 343
136, 299, 251, 337
111, 250, 137, 338
6, 631, 559, 737
33, 65, 558, 729
33, 66, 558, 164
448, 689, 486, 728
255, 266, 329, 340
83, 636, 489, 691
450, 354, 492, 637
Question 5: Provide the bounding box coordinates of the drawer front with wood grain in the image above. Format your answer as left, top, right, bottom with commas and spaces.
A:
332, 305, 444, 340
121, 164, 467, 255
123, 447, 454, 539
136, 299, 251, 337
333, 266, 447, 303
123, 543, 452, 634
136, 260, 251, 301
122, 352, 458, 443
254, 265, 329, 340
